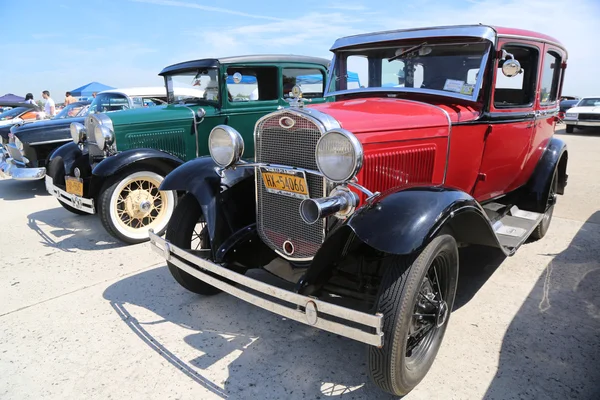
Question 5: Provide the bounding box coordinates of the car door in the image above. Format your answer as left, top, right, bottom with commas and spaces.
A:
472, 40, 541, 202
519, 45, 566, 181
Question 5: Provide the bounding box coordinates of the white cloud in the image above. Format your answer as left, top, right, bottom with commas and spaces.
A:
129, 0, 284, 21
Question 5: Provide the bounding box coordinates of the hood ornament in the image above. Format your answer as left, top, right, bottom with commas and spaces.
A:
286, 85, 311, 108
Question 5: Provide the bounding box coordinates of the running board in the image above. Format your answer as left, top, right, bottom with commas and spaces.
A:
491, 206, 543, 252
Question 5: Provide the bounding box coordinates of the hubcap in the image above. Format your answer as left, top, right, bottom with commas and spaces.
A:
114, 176, 169, 232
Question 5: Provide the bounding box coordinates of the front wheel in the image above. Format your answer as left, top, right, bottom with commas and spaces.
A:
165, 193, 221, 295
368, 235, 459, 396
99, 169, 175, 244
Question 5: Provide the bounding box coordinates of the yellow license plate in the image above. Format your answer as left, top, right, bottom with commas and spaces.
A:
65, 176, 83, 196
260, 167, 309, 199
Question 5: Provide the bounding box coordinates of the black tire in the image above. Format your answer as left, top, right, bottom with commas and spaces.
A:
165, 193, 221, 295
530, 170, 558, 240
98, 167, 176, 244
59, 201, 91, 216
368, 235, 459, 396
565, 125, 574, 133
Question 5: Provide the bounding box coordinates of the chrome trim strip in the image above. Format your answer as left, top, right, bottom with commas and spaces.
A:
45, 176, 95, 214
28, 138, 72, 146
149, 230, 384, 347
331, 25, 496, 50
497, 34, 568, 58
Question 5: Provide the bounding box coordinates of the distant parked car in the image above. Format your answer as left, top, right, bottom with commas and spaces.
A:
563, 96, 600, 133
558, 98, 580, 120
0, 102, 43, 144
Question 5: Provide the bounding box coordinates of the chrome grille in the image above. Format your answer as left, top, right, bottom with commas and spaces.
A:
255, 111, 325, 260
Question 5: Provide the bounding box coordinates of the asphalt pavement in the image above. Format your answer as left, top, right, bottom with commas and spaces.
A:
0, 125, 599, 400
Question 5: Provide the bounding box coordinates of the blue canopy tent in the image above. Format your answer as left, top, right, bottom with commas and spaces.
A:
69, 82, 115, 98
0, 93, 25, 102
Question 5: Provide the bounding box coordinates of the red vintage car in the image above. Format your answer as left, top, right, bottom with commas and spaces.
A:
149, 25, 568, 396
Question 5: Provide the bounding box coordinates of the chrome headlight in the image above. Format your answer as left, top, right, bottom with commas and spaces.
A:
565, 112, 577, 118
94, 124, 115, 150
316, 129, 363, 183
70, 122, 86, 143
208, 125, 244, 168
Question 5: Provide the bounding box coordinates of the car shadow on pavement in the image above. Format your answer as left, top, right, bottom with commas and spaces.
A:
102, 245, 512, 399
484, 212, 600, 399
27, 208, 122, 252
0, 178, 49, 200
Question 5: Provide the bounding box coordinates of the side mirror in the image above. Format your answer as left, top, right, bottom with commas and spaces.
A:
501, 50, 522, 78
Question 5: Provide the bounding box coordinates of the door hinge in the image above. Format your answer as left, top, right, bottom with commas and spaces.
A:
484, 125, 493, 140
477, 173, 487, 182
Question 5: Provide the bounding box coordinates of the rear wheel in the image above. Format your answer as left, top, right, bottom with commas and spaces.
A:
368, 235, 459, 396
165, 193, 221, 295
99, 169, 175, 244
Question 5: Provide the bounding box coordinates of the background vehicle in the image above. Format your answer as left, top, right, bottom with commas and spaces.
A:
558, 97, 580, 120
150, 25, 569, 397
0, 102, 43, 144
0, 101, 90, 180
45, 55, 329, 244
562, 96, 600, 133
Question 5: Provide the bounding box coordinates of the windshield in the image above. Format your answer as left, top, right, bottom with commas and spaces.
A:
578, 98, 600, 107
165, 68, 219, 104
54, 103, 89, 119
328, 41, 491, 100
0, 107, 29, 121
89, 93, 130, 113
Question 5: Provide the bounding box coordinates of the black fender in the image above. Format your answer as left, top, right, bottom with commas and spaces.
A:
298, 186, 503, 295
519, 137, 568, 212
46, 142, 87, 186
161, 157, 259, 259
89, 148, 184, 200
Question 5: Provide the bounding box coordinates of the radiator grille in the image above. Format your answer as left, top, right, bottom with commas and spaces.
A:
578, 113, 600, 121
255, 111, 325, 260
125, 130, 186, 159
361, 145, 436, 197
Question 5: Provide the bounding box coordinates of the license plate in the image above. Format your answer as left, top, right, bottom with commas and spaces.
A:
260, 167, 309, 199
65, 176, 83, 196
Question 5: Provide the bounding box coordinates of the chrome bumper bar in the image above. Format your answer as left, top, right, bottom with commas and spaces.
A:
45, 176, 95, 214
0, 145, 45, 180
148, 230, 384, 347
564, 120, 600, 127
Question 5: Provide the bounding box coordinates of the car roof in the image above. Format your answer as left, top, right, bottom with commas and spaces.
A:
331, 24, 566, 55
98, 87, 167, 97
159, 55, 330, 76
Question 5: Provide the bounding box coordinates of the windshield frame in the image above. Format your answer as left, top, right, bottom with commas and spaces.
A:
164, 67, 221, 106
0, 107, 29, 120
54, 103, 89, 119
325, 39, 492, 103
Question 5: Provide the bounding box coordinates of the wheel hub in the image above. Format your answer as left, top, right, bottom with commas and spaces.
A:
124, 189, 154, 219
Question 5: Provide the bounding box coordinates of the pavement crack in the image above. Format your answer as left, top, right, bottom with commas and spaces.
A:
0, 262, 165, 318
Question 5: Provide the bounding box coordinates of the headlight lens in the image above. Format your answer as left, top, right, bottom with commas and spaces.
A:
316, 129, 363, 183
94, 124, 114, 150
70, 122, 86, 143
565, 112, 577, 118
208, 125, 244, 168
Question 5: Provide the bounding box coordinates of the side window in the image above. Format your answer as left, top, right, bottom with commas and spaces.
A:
226, 67, 278, 103
494, 45, 539, 108
539, 51, 561, 105
282, 68, 325, 99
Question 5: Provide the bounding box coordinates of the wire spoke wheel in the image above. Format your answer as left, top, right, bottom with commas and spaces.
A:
101, 170, 175, 244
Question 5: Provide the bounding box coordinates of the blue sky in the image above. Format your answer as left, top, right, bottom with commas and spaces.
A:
0, 0, 598, 102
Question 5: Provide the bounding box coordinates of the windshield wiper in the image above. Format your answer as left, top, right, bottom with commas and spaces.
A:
388, 41, 427, 62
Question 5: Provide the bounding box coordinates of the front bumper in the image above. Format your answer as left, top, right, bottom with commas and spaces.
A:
148, 230, 384, 347
45, 175, 95, 214
0, 144, 46, 180
564, 119, 600, 127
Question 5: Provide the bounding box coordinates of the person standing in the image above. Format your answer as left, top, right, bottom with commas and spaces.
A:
24, 93, 35, 104
64, 91, 76, 105
42, 90, 55, 117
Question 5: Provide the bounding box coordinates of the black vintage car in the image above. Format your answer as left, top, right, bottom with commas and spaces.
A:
0, 101, 43, 144
0, 101, 90, 180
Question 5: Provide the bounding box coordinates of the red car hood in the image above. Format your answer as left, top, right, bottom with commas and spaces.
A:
309, 98, 480, 139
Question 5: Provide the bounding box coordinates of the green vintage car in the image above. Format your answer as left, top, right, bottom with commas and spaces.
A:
45, 55, 330, 244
